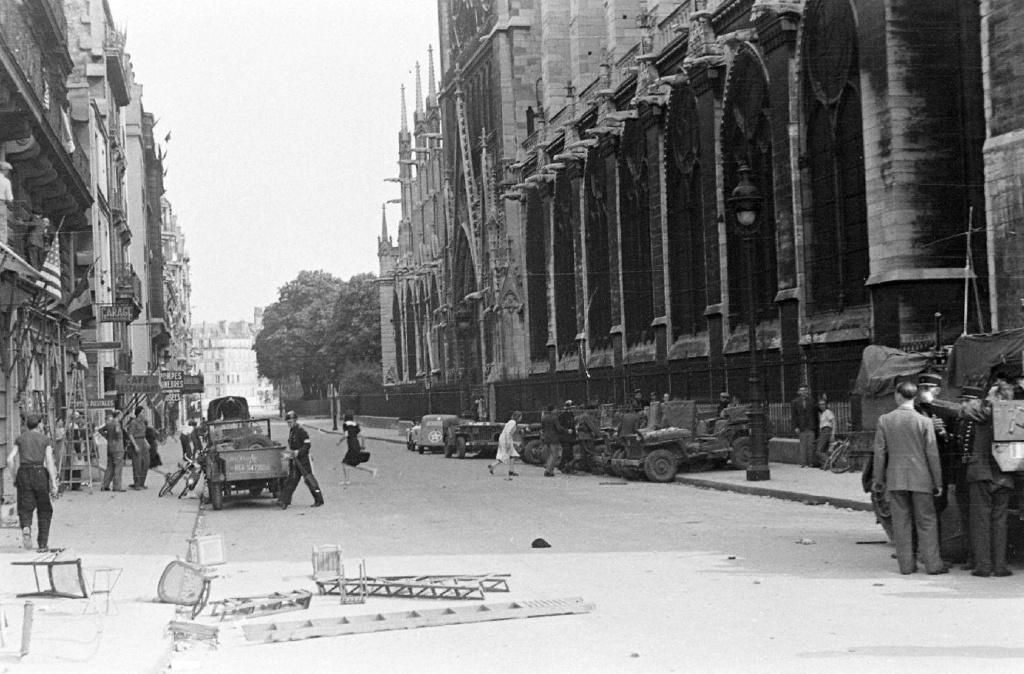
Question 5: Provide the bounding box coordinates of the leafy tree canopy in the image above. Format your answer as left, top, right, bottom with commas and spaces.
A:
255, 270, 382, 399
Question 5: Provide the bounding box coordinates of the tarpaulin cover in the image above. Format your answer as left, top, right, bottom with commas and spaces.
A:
945, 328, 1024, 388
854, 345, 930, 396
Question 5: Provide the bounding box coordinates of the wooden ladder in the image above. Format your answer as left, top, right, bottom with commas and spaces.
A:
242, 597, 595, 643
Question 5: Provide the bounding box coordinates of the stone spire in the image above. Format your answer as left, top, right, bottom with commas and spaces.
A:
415, 62, 424, 114
380, 203, 390, 243
400, 84, 408, 133
427, 46, 437, 104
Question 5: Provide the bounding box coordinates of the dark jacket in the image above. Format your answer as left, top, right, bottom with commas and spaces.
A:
288, 423, 312, 459
557, 409, 575, 443
791, 396, 817, 434
576, 411, 602, 440
540, 412, 565, 444
617, 410, 642, 438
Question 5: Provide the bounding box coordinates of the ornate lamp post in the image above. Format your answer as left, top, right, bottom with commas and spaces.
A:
728, 165, 771, 481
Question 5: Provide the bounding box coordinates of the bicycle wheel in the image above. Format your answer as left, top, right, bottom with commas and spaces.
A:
178, 468, 202, 499
829, 441, 852, 474
159, 468, 186, 497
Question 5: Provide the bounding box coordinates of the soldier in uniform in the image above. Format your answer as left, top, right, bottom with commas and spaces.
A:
949, 386, 983, 569
277, 411, 324, 509
961, 373, 1016, 576
918, 374, 980, 566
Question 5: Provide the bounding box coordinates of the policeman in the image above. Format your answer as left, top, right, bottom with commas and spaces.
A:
277, 411, 324, 509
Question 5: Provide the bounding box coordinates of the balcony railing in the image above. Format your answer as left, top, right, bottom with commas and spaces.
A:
113, 262, 142, 304
2, 202, 38, 261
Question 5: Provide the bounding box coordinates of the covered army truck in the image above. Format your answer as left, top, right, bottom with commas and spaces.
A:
854, 332, 1024, 561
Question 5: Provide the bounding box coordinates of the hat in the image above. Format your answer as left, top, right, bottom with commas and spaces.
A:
564, 400, 573, 408
0, 161, 11, 171
959, 386, 985, 400
918, 373, 943, 388
285, 410, 298, 420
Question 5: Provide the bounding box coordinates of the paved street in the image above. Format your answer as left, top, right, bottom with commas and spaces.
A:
184, 421, 1023, 673
3, 422, 1023, 673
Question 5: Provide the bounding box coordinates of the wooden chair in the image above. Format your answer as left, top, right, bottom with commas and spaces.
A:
312, 544, 342, 595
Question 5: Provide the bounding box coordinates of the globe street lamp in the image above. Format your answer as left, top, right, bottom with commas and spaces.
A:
728, 164, 771, 481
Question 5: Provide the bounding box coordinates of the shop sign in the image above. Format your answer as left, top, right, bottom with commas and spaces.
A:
81, 341, 122, 351
87, 399, 116, 410
97, 304, 135, 322
164, 392, 181, 403
114, 374, 160, 394
159, 371, 184, 391
180, 374, 205, 394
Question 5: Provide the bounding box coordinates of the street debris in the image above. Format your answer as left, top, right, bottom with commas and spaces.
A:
242, 597, 596, 643
158, 560, 215, 619
532, 538, 551, 548
311, 544, 343, 595
10, 549, 88, 599
168, 620, 219, 648
209, 590, 313, 621
797, 538, 816, 545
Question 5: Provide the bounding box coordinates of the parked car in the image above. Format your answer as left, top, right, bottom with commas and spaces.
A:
408, 414, 463, 454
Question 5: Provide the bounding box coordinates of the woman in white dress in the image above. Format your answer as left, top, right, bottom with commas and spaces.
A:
488, 411, 523, 478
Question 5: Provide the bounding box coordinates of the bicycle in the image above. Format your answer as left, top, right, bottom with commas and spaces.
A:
821, 437, 854, 474
159, 449, 206, 498
177, 453, 206, 499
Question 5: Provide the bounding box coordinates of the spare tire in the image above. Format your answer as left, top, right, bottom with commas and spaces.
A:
233, 435, 274, 450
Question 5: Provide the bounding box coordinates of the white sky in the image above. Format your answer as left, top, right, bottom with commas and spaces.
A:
110, 0, 440, 323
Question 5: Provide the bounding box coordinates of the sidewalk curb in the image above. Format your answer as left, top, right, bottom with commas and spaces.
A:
310, 421, 871, 512
674, 475, 872, 512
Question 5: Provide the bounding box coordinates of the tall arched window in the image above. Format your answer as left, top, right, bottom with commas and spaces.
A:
722, 45, 778, 328
525, 188, 549, 361
803, 0, 869, 313
553, 170, 578, 357
666, 84, 708, 338
405, 290, 418, 377
393, 288, 404, 381
585, 146, 614, 350
619, 116, 656, 347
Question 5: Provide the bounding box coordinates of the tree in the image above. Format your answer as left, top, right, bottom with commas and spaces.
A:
255, 270, 382, 400
325, 273, 382, 372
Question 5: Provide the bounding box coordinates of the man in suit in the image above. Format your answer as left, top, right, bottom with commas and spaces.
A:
792, 385, 818, 467
872, 381, 947, 575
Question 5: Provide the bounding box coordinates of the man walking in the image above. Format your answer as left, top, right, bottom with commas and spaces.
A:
872, 381, 946, 575
541, 404, 567, 478
792, 385, 818, 467
278, 411, 324, 508
7, 414, 58, 550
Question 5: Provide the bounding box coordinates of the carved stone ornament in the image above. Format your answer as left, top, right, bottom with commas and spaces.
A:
751, 0, 804, 22
683, 0, 726, 72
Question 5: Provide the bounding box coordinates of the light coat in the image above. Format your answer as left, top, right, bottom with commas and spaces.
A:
872, 404, 942, 493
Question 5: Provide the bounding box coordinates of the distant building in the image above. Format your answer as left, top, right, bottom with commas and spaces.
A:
193, 316, 278, 417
